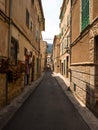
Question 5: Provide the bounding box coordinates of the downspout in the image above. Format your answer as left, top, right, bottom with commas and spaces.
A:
6, 0, 12, 105
69, 0, 72, 90
8, 0, 12, 58
5, 0, 6, 14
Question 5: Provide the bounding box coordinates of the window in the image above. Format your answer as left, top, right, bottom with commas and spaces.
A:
31, 0, 34, 5
61, 28, 63, 36
67, 14, 70, 26
66, 0, 69, 5
62, 42, 65, 54
65, 37, 68, 49
64, 60, 66, 75
30, 21, 33, 30
36, 30, 39, 41
74, 83, 76, 91
81, 0, 89, 30
10, 37, 19, 65
36, 58, 39, 73
26, 9, 30, 27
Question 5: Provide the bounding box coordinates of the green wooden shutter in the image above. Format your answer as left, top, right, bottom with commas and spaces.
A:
81, 0, 89, 30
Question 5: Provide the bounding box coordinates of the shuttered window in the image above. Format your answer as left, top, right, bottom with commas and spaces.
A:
26, 9, 29, 27
81, 0, 89, 30
10, 37, 19, 65
31, 0, 34, 5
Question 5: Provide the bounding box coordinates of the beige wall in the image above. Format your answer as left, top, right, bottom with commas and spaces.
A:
0, 21, 8, 57
40, 41, 47, 72
71, 33, 89, 63
0, 0, 5, 12
93, 0, 98, 19
53, 35, 60, 73
71, 0, 98, 114
72, 0, 80, 42
11, 0, 40, 51
0, 0, 45, 108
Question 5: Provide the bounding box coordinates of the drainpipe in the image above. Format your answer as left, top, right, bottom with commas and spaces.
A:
6, 0, 12, 105
5, 0, 6, 14
8, 0, 12, 58
69, 0, 72, 90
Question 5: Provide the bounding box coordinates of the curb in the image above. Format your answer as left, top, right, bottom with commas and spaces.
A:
0, 72, 45, 130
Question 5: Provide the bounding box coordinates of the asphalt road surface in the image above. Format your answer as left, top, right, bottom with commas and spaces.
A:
2, 71, 91, 130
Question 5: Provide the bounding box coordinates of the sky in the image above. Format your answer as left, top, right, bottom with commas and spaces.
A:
41, 0, 63, 44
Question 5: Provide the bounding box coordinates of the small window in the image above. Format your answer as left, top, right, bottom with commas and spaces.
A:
30, 21, 33, 30
67, 15, 70, 26
36, 58, 39, 73
36, 30, 39, 41
26, 9, 30, 27
74, 83, 76, 91
31, 0, 34, 5
10, 37, 19, 65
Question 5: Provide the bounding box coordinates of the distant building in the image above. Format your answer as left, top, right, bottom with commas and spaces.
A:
46, 43, 52, 69
52, 35, 60, 73
40, 39, 47, 72
47, 44, 53, 54
47, 54, 52, 69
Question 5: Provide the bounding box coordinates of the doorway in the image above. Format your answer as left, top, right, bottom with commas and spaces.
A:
66, 56, 69, 78
31, 56, 35, 81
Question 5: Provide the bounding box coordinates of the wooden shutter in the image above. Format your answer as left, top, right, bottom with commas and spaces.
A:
81, 0, 89, 30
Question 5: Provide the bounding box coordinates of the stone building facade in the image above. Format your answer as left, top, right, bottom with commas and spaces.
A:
59, 0, 71, 85
70, 0, 98, 114
40, 40, 47, 72
0, 0, 9, 107
0, 0, 45, 107
52, 35, 60, 73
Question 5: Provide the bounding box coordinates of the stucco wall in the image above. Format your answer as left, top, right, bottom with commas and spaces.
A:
0, 0, 5, 12
93, 0, 98, 20
71, 33, 89, 63
11, 0, 39, 50
0, 21, 8, 57
72, 0, 80, 42
40, 41, 47, 72
11, 26, 33, 61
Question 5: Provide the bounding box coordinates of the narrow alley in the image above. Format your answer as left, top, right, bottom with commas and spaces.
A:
2, 70, 91, 130
0, 0, 98, 130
